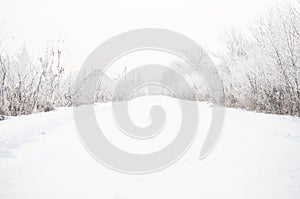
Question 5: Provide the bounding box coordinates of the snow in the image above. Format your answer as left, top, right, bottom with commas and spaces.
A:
0, 96, 300, 199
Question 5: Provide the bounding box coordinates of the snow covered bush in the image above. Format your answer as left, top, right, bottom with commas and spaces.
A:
0, 42, 67, 116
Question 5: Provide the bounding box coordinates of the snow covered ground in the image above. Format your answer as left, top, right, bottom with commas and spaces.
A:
0, 96, 300, 199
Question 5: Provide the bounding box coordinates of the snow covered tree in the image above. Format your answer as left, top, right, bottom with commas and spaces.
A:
220, 0, 300, 116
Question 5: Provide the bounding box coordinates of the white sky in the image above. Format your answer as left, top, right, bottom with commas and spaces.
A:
0, 0, 284, 73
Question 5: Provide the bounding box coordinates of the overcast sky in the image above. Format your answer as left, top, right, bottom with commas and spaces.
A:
1, 0, 284, 73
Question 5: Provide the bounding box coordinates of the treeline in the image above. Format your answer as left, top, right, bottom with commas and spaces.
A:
1, 0, 299, 117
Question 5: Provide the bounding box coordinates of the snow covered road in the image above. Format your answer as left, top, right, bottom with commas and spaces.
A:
0, 96, 300, 199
